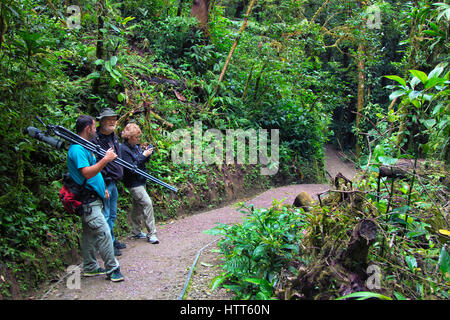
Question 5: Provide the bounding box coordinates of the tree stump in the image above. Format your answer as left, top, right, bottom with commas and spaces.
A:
340, 219, 378, 275
275, 219, 378, 299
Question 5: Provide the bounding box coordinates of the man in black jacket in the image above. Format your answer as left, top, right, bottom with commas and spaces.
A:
92, 108, 126, 256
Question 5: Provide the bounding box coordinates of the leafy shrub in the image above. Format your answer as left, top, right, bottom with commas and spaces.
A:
206, 200, 308, 299
136, 16, 218, 74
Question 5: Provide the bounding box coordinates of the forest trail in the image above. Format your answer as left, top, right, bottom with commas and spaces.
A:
38, 145, 357, 300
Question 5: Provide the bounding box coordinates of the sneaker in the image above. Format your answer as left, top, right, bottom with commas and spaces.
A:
83, 267, 106, 277
147, 235, 160, 244
106, 267, 124, 282
131, 232, 147, 239
114, 240, 127, 249
114, 247, 122, 256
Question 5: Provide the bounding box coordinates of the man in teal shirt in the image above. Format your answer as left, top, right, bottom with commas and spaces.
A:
67, 115, 125, 282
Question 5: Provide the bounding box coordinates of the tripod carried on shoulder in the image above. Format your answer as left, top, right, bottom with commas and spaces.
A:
25, 116, 178, 193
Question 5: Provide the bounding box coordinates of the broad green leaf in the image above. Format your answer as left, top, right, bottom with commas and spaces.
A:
253, 244, 267, 258
423, 29, 441, 37
389, 90, 406, 100
428, 65, 445, 79
244, 277, 273, 294
410, 98, 420, 108
110, 74, 121, 83
425, 77, 443, 89
255, 292, 270, 300
223, 284, 243, 293
429, 22, 439, 31
112, 69, 122, 78
104, 60, 112, 73
421, 118, 436, 129
117, 92, 126, 102
243, 277, 266, 286
109, 23, 121, 33
384, 75, 407, 87
336, 291, 392, 300
406, 230, 426, 239
110, 56, 118, 67
87, 71, 100, 79
405, 255, 417, 272
280, 243, 298, 251
393, 292, 407, 300
408, 90, 422, 101
378, 156, 398, 165
434, 3, 450, 21
409, 70, 428, 84
373, 144, 385, 159
438, 246, 449, 277
410, 76, 421, 89
122, 16, 135, 25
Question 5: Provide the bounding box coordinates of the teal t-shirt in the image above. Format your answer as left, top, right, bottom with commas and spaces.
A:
67, 144, 106, 199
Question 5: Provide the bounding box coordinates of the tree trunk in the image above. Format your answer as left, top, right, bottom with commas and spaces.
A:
355, 0, 367, 160
355, 43, 365, 159
92, 0, 105, 96
191, 0, 210, 29
310, 0, 330, 25
215, 0, 257, 92
177, 0, 185, 16
0, 13, 5, 51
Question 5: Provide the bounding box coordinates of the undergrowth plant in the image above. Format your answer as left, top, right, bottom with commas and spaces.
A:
206, 199, 308, 299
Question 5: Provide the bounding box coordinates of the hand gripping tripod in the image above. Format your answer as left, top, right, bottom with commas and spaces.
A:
26, 116, 178, 193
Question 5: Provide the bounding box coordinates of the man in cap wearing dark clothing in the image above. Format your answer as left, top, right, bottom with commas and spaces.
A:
92, 108, 126, 256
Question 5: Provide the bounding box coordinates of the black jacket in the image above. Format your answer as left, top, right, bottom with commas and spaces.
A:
119, 141, 151, 188
92, 128, 123, 184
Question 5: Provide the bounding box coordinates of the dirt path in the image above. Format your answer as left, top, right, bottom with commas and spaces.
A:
39, 145, 356, 300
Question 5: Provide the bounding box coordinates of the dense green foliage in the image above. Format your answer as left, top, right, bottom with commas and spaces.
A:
210, 159, 448, 300
0, 0, 448, 299
206, 201, 308, 299
203, 0, 449, 300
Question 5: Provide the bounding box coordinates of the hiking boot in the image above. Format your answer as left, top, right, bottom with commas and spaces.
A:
131, 232, 147, 239
106, 267, 124, 282
83, 267, 106, 277
147, 235, 160, 244
114, 240, 127, 249
114, 247, 122, 256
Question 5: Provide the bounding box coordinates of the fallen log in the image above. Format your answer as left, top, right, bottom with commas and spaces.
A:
378, 158, 445, 179
139, 74, 187, 90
